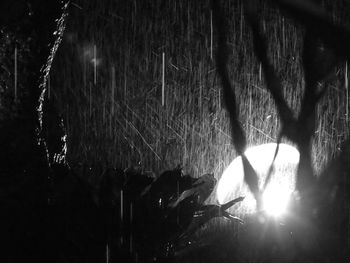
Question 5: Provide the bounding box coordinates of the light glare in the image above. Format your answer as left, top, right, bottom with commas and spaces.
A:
262, 184, 291, 217
216, 143, 299, 215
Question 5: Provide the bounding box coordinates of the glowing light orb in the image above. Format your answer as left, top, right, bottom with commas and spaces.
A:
216, 143, 299, 216
262, 184, 291, 217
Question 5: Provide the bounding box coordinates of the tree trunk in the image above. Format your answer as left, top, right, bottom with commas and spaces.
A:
0, 1, 69, 262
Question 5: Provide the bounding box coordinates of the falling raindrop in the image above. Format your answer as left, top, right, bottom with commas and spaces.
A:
129, 202, 133, 253
210, 10, 213, 60
94, 44, 97, 85
162, 52, 165, 106
89, 83, 92, 117
14, 46, 17, 101
259, 63, 262, 82
345, 62, 348, 123
120, 189, 124, 245
47, 74, 51, 99
106, 243, 109, 263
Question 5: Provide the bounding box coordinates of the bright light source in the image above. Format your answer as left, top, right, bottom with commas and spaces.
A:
262, 184, 291, 217
216, 143, 299, 215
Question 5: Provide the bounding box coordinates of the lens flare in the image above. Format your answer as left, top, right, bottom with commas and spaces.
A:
216, 143, 299, 216
262, 184, 291, 217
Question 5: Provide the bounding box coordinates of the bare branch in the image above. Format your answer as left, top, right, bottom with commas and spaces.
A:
244, 0, 297, 140
211, 0, 246, 155
212, 0, 261, 209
